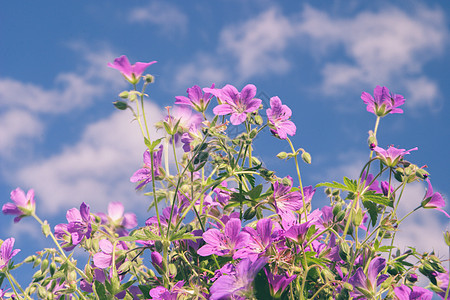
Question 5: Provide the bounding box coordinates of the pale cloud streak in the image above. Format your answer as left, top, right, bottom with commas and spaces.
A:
15, 104, 164, 215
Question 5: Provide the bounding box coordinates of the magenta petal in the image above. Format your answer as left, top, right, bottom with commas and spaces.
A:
80, 202, 90, 221
213, 104, 233, 116
244, 99, 262, 113
367, 257, 385, 286
122, 213, 138, 228
2, 203, 21, 215
174, 96, 191, 105
99, 239, 113, 253
240, 84, 257, 101
108, 202, 124, 221
93, 252, 112, 269
230, 112, 247, 125
220, 85, 239, 102
130, 168, 151, 182
66, 208, 82, 223
132, 61, 156, 77
10, 188, 27, 206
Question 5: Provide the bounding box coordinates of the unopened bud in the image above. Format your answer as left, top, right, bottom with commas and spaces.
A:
144, 74, 155, 83
416, 168, 429, 179
407, 273, 418, 283
118, 91, 129, 99
332, 203, 342, 216
277, 152, 288, 159
444, 231, 450, 247
243, 207, 257, 220
254, 115, 263, 125
249, 129, 258, 139
251, 157, 261, 166
113, 101, 128, 110
301, 151, 311, 164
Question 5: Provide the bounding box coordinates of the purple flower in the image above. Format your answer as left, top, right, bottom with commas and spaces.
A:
266, 96, 296, 139
264, 269, 296, 298
393, 285, 433, 300
93, 239, 127, 269
149, 281, 185, 300
206, 84, 262, 125
130, 146, 164, 190
197, 218, 250, 257
0, 238, 20, 270
421, 179, 450, 218
435, 269, 449, 299
97, 202, 137, 236
175, 84, 215, 113
54, 202, 92, 251
108, 55, 156, 84
372, 145, 418, 167
210, 258, 267, 300
234, 218, 274, 261
283, 221, 312, 245
273, 176, 303, 223
2, 188, 36, 223
361, 86, 405, 117
348, 257, 388, 298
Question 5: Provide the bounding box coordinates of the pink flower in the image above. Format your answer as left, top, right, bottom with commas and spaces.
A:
97, 202, 137, 236
130, 146, 164, 190
266, 96, 296, 139
0, 237, 20, 271
372, 145, 417, 167
108, 55, 156, 84
361, 86, 405, 117
2, 188, 36, 223
206, 84, 262, 125
421, 179, 449, 218
175, 84, 215, 113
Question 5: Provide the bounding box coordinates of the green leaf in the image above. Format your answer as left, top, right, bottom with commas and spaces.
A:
94, 280, 109, 300
362, 191, 392, 207
362, 200, 378, 227
244, 173, 256, 188
246, 184, 263, 200
139, 285, 152, 298
144, 137, 164, 151
316, 181, 349, 191
343, 177, 357, 191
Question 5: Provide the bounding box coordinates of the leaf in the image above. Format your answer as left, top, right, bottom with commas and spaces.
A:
144, 137, 164, 151
343, 177, 357, 192
316, 181, 349, 191
244, 173, 256, 188
94, 280, 109, 300
246, 184, 263, 200
362, 200, 378, 227
362, 191, 392, 207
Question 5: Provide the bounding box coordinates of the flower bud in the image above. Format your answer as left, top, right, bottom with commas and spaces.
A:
276, 152, 288, 159
368, 131, 377, 148
254, 115, 263, 125
118, 91, 129, 99
407, 273, 418, 283
243, 207, 257, 220
301, 152, 312, 164
40, 258, 49, 273
113, 101, 129, 111
416, 168, 429, 179
251, 157, 261, 166
332, 203, 342, 216
444, 231, 450, 247
144, 74, 155, 83
249, 128, 258, 139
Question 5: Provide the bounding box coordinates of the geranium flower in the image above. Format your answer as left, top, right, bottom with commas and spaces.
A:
0, 238, 20, 270
108, 55, 156, 84
175, 84, 215, 113
393, 285, 433, 300
421, 179, 450, 218
149, 281, 185, 300
97, 202, 137, 236
435, 269, 449, 299
234, 218, 274, 261
266, 96, 296, 139
264, 269, 297, 298
209, 258, 267, 300
273, 176, 303, 223
372, 145, 417, 167
361, 86, 405, 117
130, 146, 164, 190
2, 187, 36, 223
197, 218, 250, 257
54, 202, 92, 251
206, 84, 262, 125
348, 257, 388, 298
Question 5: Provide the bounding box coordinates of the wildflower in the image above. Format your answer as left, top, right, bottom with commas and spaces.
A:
393, 285, 433, 300
372, 145, 417, 167
264, 269, 297, 298
234, 218, 274, 261
97, 202, 137, 236
421, 179, 450, 218
2, 188, 36, 223
149, 281, 185, 300
210, 258, 267, 300
197, 218, 250, 257
361, 85, 405, 117
273, 176, 303, 223
283, 221, 312, 245
434, 269, 449, 299
348, 257, 388, 298
108, 55, 156, 84
54, 202, 92, 251
0, 238, 20, 270
130, 146, 164, 190
93, 239, 127, 269
266, 96, 296, 139
206, 84, 262, 125
175, 84, 215, 113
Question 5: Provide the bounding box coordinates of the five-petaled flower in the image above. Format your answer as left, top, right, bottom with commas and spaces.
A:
266, 96, 296, 139
264, 269, 297, 299
175, 84, 215, 113
54, 202, 92, 251
348, 257, 388, 298
205, 84, 262, 125
272, 176, 303, 223
97, 202, 137, 237
108, 55, 156, 84
2, 187, 36, 223
372, 145, 418, 167
361, 85, 405, 117
421, 179, 450, 218
0, 237, 20, 271
130, 146, 164, 190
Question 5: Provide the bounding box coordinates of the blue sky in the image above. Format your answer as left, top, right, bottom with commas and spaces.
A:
1, 0, 449, 292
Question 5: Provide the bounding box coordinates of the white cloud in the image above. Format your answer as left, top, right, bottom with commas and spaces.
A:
174, 54, 228, 88
15, 103, 164, 215
128, 1, 188, 35
0, 110, 43, 157
297, 5, 447, 107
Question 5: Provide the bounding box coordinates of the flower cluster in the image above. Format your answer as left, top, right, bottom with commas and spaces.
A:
0, 55, 448, 299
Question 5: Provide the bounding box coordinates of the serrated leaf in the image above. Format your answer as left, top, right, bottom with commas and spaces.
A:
362, 191, 392, 207
244, 173, 256, 188
94, 280, 109, 300
343, 177, 357, 192
316, 181, 349, 191
362, 200, 378, 227
144, 137, 164, 151
246, 184, 263, 200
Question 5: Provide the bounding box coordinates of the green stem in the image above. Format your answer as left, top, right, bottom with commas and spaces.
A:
287, 137, 307, 222
6, 271, 29, 300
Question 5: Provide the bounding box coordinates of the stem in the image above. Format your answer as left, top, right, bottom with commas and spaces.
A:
6, 271, 29, 300
287, 137, 307, 222
369, 116, 381, 159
